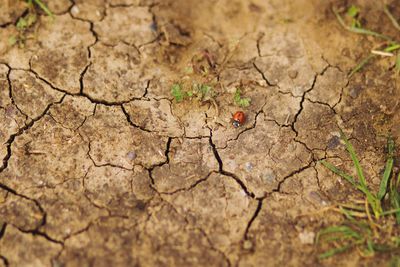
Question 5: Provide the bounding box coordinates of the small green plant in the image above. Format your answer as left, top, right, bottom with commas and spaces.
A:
333, 5, 400, 77
171, 84, 185, 102
317, 131, 400, 260
9, 0, 53, 47
233, 88, 251, 108
347, 5, 361, 28
171, 82, 215, 103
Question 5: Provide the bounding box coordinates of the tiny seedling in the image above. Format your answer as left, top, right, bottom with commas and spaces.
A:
233, 88, 251, 108
171, 84, 185, 102
318, 131, 400, 261
346, 5, 361, 28
171, 82, 215, 103
9, 0, 53, 47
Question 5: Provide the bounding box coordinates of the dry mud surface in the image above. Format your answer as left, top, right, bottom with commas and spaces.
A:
0, 0, 400, 266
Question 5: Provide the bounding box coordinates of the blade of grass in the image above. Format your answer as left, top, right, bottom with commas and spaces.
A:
384, 5, 400, 32
396, 53, 400, 73
380, 207, 400, 216
318, 245, 352, 259
378, 137, 394, 200
349, 54, 376, 77
339, 130, 382, 217
339, 130, 367, 187
390, 173, 400, 223
317, 225, 361, 243
333, 8, 395, 42
33, 0, 53, 17
384, 43, 400, 52
320, 160, 357, 186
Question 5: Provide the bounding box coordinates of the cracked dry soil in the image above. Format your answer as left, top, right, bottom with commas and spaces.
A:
0, 0, 400, 266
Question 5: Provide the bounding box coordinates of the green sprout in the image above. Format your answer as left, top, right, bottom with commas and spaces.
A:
171, 82, 215, 103
347, 5, 361, 28
171, 84, 185, 102
9, 0, 53, 48
234, 88, 251, 108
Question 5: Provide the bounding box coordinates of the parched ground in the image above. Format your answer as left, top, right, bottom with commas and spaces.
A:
0, 0, 400, 266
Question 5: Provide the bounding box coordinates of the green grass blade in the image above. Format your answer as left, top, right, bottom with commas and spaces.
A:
320, 160, 357, 186
333, 8, 395, 42
381, 208, 400, 216
318, 245, 352, 259
390, 173, 400, 223
339, 130, 367, 188
317, 225, 361, 243
384, 43, 400, 52
396, 53, 400, 73
378, 137, 394, 200
33, 0, 53, 17
384, 5, 400, 32
349, 54, 375, 78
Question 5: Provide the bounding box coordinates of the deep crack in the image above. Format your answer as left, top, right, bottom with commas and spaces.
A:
209, 133, 255, 198
243, 199, 262, 239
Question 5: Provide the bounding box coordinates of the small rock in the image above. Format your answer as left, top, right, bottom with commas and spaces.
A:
263, 170, 276, 183
327, 135, 340, 149
71, 5, 80, 15
308, 191, 329, 206
299, 231, 315, 245
243, 239, 253, 250
127, 151, 137, 160
245, 162, 253, 172
349, 86, 361, 98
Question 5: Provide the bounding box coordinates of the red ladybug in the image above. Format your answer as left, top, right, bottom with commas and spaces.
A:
232, 111, 245, 128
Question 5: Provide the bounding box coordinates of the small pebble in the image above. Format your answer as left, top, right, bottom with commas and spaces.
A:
327, 135, 340, 149
71, 5, 80, 15
263, 170, 276, 183
299, 231, 315, 245
245, 162, 253, 172
127, 151, 137, 160
243, 240, 253, 250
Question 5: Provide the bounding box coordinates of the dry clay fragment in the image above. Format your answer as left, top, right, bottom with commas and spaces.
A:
31, 14, 95, 94
10, 70, 64, 119
123, 99, 184, 136
163, 172, 258, 262
94, 6, 155, 46
79, 105, 167, 169
84, 42, 151, 103
0, 115, 92, 193
152, 138, 218, 193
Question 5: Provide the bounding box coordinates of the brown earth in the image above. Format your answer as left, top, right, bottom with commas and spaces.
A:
0, 0, 400, 266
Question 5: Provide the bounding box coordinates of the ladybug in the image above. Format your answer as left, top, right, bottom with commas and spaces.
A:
232, 111, 246, 128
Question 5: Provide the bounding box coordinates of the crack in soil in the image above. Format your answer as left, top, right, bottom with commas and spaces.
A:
16, 226, 64, 245
0, 94, 66, 173
147, 137, 172, 185
0, 223, 6, 240
0, 255, 9, 267
272, 162, 315, 194
154, 195, 232, 266
253, 62, 278, 87
290, 64, 330, 136
157, 171, 215, 195
86, 139, 133, 171
209, 132, 255, 198
243, 199, 262, 240
4, 64, 29, 122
